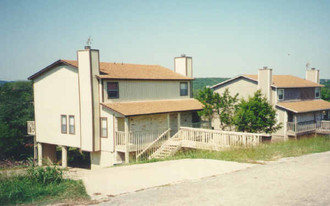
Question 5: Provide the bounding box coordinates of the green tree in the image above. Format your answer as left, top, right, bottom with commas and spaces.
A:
234, 90, 282, 134
321, 87, 330, 102
196, 87, 219, 122
0, 81, 34, 160
215, 88, 239, 130
196, 87, 239, 130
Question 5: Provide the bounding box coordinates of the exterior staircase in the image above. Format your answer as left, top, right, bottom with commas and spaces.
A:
149, 131, 182, 159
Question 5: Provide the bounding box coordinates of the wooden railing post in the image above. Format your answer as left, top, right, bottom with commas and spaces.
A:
124, 117, 129, 163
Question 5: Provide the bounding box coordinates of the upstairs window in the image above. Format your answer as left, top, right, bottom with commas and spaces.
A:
107, 82, 119, 99
315, 88, 320, 98
100, 117, 108, 138
69, 115, 75, 134
278, 89, 284, 100
61, 115, 67, 134
180, 82, 188, 96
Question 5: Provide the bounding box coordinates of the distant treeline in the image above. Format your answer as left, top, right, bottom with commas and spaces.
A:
0, 81, 34, 160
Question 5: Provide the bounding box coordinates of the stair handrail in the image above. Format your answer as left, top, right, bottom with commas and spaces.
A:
136, 128, 171, 159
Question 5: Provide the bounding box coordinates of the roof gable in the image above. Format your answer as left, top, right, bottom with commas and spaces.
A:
28, 59, 192, 81
211, 74, 323, 89
244, 74, 323, 88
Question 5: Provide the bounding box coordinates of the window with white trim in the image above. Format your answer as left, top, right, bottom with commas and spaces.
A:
278, 89, 284, 100
315, 88, 320, 99
100, 117, 108, 138
61, 115, 67, 134
180, 82, 188, 96
69, 115, 75, 134
107, 82, 119, 99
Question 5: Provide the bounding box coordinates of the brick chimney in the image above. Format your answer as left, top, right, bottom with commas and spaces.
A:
77, 47, 101, 152
258, 67, 272, 103
174, 54, 193, 78
306, 68, 320, 84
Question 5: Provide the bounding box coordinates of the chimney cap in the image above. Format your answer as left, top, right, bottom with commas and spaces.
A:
311, 68, 316, 70
84, 46, 91, 49
181, 54, 186, 57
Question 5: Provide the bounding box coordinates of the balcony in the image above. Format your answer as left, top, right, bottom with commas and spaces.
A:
287, 120, 330, 136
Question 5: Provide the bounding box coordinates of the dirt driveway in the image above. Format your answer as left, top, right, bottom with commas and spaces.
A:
69, 159, 253, 200
100, 152, 330, 206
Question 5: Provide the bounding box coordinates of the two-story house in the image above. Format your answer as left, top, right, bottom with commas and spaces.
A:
211, 67, 330, 139
28, 46, 203, 169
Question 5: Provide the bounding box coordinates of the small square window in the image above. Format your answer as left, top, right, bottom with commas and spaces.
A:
315, 88, 320, 98
180, 82, 188, 96
278, 89, 284, 100
69, 115, 75, 134
107, 82, 119, 99
61, 115, 67, 134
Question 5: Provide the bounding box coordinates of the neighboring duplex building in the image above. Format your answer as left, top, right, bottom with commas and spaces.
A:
211, 67, 330, 138
28, 47, 202, 169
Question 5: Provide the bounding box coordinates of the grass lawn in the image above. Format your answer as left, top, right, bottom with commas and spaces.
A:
136, 135, 330, 164
0, 167, 89, 205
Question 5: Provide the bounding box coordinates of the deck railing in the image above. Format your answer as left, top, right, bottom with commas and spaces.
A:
115, 131, 126, 145
115, 127, 168, 147
136, 128, 171, 161
177, 127, 265, 149
287, 120, 330, 134
317, 120, 330, 131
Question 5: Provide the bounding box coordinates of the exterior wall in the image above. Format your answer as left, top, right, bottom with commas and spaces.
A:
34, 65, 81, 148
213, 78, 258, 100
174, 57, 187, 77
129, 113, 168, 131
103, 80, 191, 103
273, 108, 287, 137
306, 69, 320, 83
258, 69, 272, 103
127, 112, 192, 132
77, 49, 101, 152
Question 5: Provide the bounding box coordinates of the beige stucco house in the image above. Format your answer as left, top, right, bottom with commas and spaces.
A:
28, 47, 202, 169
211, 67, 330, 139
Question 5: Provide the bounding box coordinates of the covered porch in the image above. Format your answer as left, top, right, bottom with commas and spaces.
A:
102, 99, 204, 163
277, 99, 330, 136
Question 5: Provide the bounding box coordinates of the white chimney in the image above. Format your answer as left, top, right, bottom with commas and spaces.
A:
306, 68, 320, 84
77, 47, 101, 152
258, 67, 273, 103
174, 54, 193, 78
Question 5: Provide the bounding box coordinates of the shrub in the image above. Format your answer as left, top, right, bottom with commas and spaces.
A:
27, 164, 63, 185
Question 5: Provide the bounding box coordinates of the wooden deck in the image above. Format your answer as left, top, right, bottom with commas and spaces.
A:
287, 120, 330, 136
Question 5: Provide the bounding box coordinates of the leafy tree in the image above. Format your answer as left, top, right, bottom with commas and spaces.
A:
196, 87, 218, 122
0, 81, 34, 160
321, 87, 330, 102
233, 90, 282, 134
196, 87, 238, 130
214, 88, 239, 130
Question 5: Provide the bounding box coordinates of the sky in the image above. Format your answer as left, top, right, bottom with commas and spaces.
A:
0, 0, 330, 81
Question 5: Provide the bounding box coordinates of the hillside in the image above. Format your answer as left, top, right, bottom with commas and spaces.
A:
192, 77, 229, 91
0, 80, 8, 86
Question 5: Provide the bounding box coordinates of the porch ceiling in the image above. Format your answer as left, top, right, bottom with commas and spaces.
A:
276, 99, 330, 113
102, 99, 203, 116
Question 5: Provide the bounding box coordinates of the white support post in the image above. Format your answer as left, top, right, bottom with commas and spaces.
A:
37, 143, 42, 166
62, 146, 67, 168
167, 113, 170, 129
177, 112, 181, 130
124, 117, 129, 163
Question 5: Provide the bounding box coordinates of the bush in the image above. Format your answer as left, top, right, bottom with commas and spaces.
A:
27, 165, 63, 185
0, 165, 87, 205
